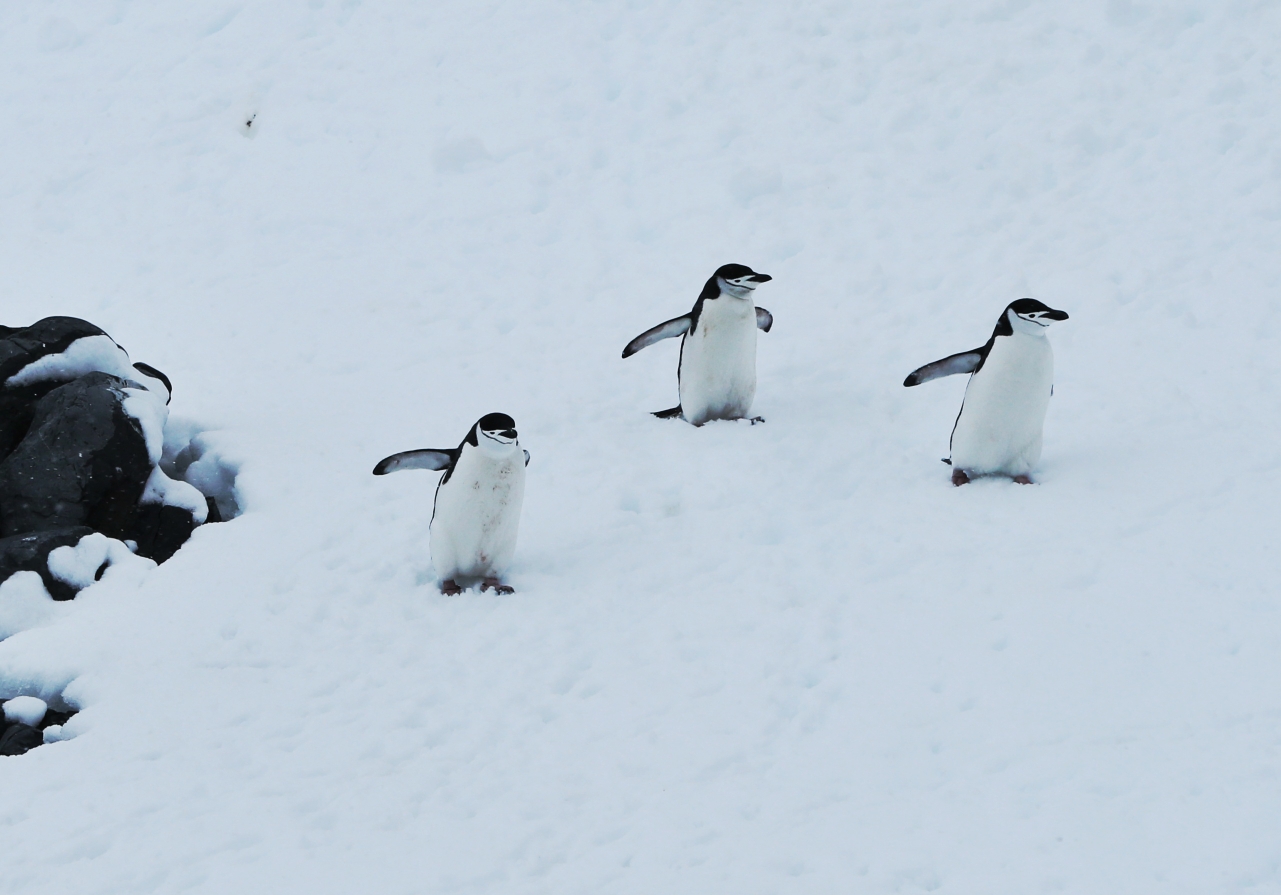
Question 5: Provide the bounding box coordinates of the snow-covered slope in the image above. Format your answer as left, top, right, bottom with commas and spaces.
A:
2, 2, 1280, 892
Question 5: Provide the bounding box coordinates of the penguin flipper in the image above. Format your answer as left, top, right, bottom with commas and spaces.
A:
903, 350, 984, 387
652, 406, 683, 419
622, 316, 691, 358
373, 448, 459, 475
524, 450, 530, 466
755, 307, 773, 333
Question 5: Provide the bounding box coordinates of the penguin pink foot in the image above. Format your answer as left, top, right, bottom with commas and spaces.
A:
952, 469, 970, 487
482, 577, 515, 595
1012, 474, 1033, 485
440, 579, 463, 596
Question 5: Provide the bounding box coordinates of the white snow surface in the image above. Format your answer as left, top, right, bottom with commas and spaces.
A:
1, 2, 1279, 893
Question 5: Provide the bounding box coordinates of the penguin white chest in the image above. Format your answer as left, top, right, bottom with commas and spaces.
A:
430, 448, 526, 580
679, 298, 758, 425
950, 332, 1054, 476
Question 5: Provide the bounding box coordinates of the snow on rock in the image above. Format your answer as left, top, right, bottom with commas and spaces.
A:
0, 695, 69, 756
160, 417, 241, 521
46, 533, 155, 592
121, 385, 168, 464
126, 392, 214, 524
3, 695, 47, 726
4, 334, 168, 399
140, 465, 210, 524
0, 528, 97, 603
172, 432, 241, 521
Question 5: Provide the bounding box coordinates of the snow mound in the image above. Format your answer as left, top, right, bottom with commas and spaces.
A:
161, 419, 242, 521
0, 572, 59, 641
46, 533, 155, 592
3, 695, 47, 726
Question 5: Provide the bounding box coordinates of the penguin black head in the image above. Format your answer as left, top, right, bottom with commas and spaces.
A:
472, 412, 518, 452
704, 263, 772, 301
1003, 298, 1069, 335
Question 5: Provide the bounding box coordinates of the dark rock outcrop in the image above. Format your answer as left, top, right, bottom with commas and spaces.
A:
0, 317, 222, 757
0, 721, 42, 756
0, 373, 153, 540
0, 317, 112, 462
0, 317, 226, 604
131, 503, 202, 564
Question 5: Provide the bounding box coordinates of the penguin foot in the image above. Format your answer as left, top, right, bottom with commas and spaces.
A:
749, 416, 765, 425
1012, 474, 1034, 485
951, 469, 970, 487
440, 579, 463, 596
482, 577, 515, 595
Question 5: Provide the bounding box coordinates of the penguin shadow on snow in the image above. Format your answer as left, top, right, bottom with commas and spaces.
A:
373, 414, 529, 596
904, 299, 1069, 487
622, 263, 775, 426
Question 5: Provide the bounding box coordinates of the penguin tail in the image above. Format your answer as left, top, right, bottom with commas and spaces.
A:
941, 458, 952, 466
652, 405, 683, 419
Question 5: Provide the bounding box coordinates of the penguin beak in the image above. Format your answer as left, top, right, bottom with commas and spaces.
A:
1045, 309, 1069, 321
748, 273, 772, 283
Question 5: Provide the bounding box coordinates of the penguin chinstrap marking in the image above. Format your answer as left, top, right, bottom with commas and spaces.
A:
903, 299, 1069, 486
373, 413, 529, 594
622, 264, 774, 426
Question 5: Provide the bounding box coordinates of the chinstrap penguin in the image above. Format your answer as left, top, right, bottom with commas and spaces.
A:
903, 298, 1069, 486
373, 413, 529, 594
622, 263, 774, 426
